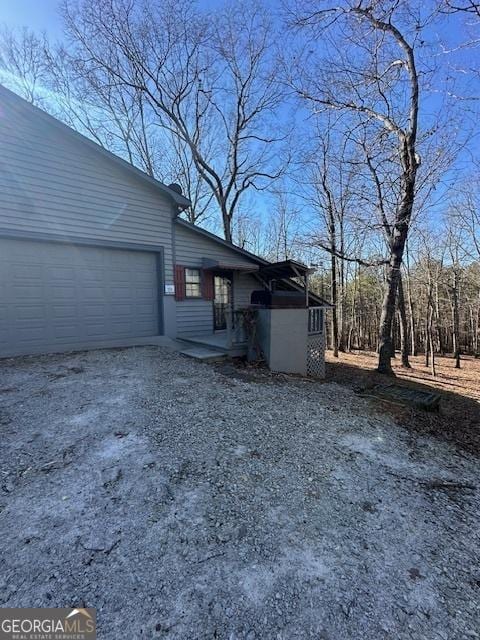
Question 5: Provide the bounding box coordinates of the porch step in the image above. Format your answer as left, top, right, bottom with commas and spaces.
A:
180, 347, 228, 363
178, 335, 248, 358
180, 335, 229, 352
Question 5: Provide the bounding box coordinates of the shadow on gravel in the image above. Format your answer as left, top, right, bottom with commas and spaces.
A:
326, 358, 480, 459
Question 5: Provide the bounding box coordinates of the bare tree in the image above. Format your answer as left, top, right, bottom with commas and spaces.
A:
165, 133, 215, 224
287, 2, 425, 373
307, 133, 354, 357
442, 0, 480, 17
265, 189, 303, 262
0, 26, 49, 104
60, 0, 286, 241
444, 224, 466, 368
451, 178, 480, 262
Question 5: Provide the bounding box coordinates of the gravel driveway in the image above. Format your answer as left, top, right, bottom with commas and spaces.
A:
1, 347, 479, 639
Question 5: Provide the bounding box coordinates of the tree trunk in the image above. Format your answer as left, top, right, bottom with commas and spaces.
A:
405, 246, 418, 356
338, 221, 346, 352
377, 146, 418, 375
377, 262, 401, 373
221, 202, 232, 243
452, 270, 461, 369
377, 202, 414, 373
348, 264, 358, 352
391, 311, 397, 358
397, 275, 411, 368
347, 326, 354, 352
331, 252, 339, 357
425, 299, 430, 368
428, 303, 436, 377
434, 281, 445, 355
475, 290, 480, 357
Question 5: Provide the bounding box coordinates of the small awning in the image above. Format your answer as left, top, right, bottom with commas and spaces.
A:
257, 259, 315, 280
201, 258, 259, 273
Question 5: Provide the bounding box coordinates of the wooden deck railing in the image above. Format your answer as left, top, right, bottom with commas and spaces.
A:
226, 307, 249, 347
308, 306, 324, 335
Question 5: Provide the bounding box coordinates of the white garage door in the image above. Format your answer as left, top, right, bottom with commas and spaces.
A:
0, 237, 161, 357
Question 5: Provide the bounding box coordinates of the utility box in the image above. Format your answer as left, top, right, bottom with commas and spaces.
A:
254, 305, 326, 378
256, 307, 308, 375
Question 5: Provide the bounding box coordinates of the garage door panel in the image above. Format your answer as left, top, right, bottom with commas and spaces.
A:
110, 287, 132, 301
135, 302, 156, 314
49, 287, 77, 302
82, 303, 109, 318
45, 265, 76, 280
110, 322, 133, 334
82, 286, 109, 301
110, 268, 132, 281
110, 303, 132, 315
13, 304, 46, 320
85, 324, 110, 337
135, 322, 156, 334
51, 305, 78, 320
52, 324, 83, 339
74, 267, 105, 282
16, 326, 49, 341
47, 245, 82, 263
11, 285, 45, 300
0, 238, 161, 355
10, 263, 40, 277
136, 287, 156, 297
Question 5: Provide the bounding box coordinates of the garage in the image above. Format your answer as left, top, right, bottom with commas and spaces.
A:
0, 237, 162, 357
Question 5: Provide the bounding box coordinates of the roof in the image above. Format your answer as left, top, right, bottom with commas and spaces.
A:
175, 218, 268, 265
258, 259, 316, 280
201, 258, 259, 273
0, 84, 191, 210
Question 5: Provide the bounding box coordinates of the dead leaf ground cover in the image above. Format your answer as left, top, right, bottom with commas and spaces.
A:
325, 350, 480, 457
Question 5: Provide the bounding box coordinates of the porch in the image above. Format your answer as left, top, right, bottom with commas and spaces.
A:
178, 308, 249, 360
179, 304, 327, 377
178, 259, 330, 372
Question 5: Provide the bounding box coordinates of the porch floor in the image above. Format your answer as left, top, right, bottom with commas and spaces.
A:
179, 332, 247, 357
183, 332, 229, 349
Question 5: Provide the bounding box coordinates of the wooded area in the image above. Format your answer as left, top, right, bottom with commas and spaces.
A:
0, 0, 478, 376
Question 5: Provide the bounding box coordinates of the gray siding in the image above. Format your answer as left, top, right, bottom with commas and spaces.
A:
0, 88, 175, 282
176, 298, 214, 337
174, 223, 261, 337
233, 272, 260, 308
174, 223, 259, 268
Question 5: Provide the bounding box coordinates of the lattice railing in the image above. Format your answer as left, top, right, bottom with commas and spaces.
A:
307, 334, 325, 377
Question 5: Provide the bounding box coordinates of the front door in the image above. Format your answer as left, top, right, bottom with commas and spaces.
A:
213, 274, 232, 331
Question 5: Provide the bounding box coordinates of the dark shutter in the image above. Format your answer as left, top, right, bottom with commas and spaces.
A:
201, 269, 214, 301
174, 265, 186, 301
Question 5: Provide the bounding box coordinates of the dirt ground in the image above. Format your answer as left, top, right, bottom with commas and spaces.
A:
325, 350, 480, 458
1, 347, 480, 639
325, 350, 480, 402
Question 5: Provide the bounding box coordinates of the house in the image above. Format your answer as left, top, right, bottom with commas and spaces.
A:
0, 84, 328, 375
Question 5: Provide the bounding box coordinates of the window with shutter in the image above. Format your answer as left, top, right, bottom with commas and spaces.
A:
174, 265, 186, 301
201, 270, 214, 301
185, 268, 202, 298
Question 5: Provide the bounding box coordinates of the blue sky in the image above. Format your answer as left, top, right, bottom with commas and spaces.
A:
1, 0, 478, 253
0, 0, 62, 35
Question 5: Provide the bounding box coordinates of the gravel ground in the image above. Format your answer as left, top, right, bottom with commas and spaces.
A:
0, 346, 479, 639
